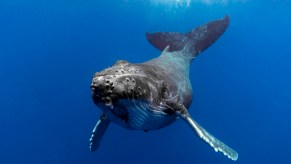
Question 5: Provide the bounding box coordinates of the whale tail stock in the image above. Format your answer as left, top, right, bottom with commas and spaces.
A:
146, 15, 229, 59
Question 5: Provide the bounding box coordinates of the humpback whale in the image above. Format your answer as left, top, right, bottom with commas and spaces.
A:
89, 15, 238, 161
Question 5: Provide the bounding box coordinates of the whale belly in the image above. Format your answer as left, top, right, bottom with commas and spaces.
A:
104, 99, 177, 131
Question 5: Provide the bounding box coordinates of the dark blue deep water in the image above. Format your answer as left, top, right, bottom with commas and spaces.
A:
1, 0, 291, 163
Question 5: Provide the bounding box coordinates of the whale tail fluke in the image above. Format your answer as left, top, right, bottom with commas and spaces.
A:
146, 15, 229, 59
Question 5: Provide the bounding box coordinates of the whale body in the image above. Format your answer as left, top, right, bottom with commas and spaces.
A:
89, 16, 238, 161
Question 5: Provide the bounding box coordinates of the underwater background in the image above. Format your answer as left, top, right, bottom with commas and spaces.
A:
1, 0, 291, 163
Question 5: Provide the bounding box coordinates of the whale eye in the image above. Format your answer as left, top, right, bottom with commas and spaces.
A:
161, 87, 169, 99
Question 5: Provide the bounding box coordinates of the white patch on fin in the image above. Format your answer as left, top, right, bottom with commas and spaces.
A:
177, 111, 238, 161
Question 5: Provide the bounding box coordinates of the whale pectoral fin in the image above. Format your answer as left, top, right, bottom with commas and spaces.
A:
89, 113, 110, 152
176, 107, 238, 161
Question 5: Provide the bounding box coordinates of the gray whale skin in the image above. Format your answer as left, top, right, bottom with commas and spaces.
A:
89, 15, 238, 161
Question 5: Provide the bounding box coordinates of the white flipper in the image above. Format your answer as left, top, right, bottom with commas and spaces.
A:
89, 113, 110, 152
177, 109, 238, 161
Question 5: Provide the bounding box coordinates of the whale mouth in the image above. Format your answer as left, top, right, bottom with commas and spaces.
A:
91, 73, 146, 127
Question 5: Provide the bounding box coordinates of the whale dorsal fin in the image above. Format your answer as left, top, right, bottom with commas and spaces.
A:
161, 45, 170, 55
146, 15, 229, 59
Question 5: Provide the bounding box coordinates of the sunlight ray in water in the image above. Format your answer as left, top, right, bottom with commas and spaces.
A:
149, 0, 248, 7
149, 0, 191, 7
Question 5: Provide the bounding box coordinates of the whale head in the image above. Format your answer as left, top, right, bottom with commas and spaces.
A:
91, 60, 146, 106
91, 59, 178, 128
91, 59, 168, 121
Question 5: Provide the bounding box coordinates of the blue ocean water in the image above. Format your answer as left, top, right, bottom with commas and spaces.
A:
1, 0, 291, 163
